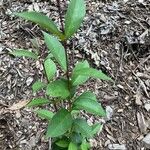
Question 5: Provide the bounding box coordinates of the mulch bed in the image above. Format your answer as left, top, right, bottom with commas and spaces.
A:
0, 0, 150, 149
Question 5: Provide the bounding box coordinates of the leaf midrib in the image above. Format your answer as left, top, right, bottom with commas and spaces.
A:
50, 113, 71, 136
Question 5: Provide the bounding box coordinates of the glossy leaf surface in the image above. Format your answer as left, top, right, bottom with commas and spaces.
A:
73, 118, 92, 138
68, 142, 78, 150
73, 68, 112, 81
43, 32, 67, 71
14, 11, 63, 38
46, 109, 72, 137
74, 92, 106, 116
10, 49, 38, 59
80, 142, 90, 150
35, 109, 54, 120
71, 61, 89, 86
27, 98, 50, 107
46, 79, 70, 99
65, 0, 86, 39
32, 81, 46, 92
44, 58, 56, 81
55, 139, 69, 148
71, 132, 82, 145
91, 123, 102, 136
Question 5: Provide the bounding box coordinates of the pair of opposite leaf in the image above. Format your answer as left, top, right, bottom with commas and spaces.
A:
14, 0, 86, 40
27, 91, 106, 139
11, 0, 86, 62
14, 31, 112, 100
45, 108, 102, 138
11, 0, 112, 84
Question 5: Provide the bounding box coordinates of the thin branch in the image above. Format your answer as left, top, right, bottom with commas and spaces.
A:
63, 41, 72, 111
63, 41, 70, 81
56, 0, 70, 83
56, 0, 72, 110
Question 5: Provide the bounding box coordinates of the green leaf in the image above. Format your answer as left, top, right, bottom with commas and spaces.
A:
44, 58, 56, 81
65, 0, 86, 39
70, 86, 77, 98
71, 132, 83, 145
71, 110, 80, 116
32, 81, 46, 92
46, 109, 73, 137
52, 143, 66, 150
46, 79, 70, 99
14, 11, 64, 39
91, 123, 102, 136
73, 118, 92, 138
10, 49, 38, 59
56, 139, 69, 148
80, 142, 90, 150
43, 32, 67, 71
27, 98, 50, 107
73, 68, 112, 81
35, 109, 54, 120
68, 142, 78, 150
73, 92, 106, 116
78, 91, 97, 100
71, 61, 89, 86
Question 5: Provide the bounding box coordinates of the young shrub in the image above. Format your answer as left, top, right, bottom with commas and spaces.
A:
11, 0, 112, 149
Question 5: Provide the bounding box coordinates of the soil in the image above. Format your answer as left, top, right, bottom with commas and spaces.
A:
0, 0, 150, 150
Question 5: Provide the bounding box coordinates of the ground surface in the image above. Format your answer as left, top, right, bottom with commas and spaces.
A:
0, 0, 150, 149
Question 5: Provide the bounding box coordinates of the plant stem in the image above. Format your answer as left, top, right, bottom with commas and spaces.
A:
56, 0, 70, 84
63, 42, 70, 81
56, 0, 72, 111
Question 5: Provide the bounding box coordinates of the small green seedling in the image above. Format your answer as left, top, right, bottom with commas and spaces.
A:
11, 0, 112, 149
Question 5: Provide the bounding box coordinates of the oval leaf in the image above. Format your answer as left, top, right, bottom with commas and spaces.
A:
73, 68, 112, 81
43, 32, 67, 71
71, 60, 89, 86
27, 98, 50, 107
71, 132, 83, 145
68, 142, 78, 150
44, 58, 56, 81
14, 11, 64, 38
65, 0, 86, 39
55, 139, 69, 148
77, 91, 97, 100
10, 49, 38, 59
35, 109, 54, 120
80, 142, 90, 150
46, 109, 73, 137
46, 79, 70, 99
91, 123, 103, 136
73, 118, 92, 138
73, 92, 106, 116
32, 81, 46, 92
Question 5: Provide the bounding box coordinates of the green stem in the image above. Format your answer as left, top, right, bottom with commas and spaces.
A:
63, 41, 70, 82
56, 0, 72, 111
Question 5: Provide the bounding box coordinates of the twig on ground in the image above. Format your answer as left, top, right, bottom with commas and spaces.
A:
133, 55, 150, 72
